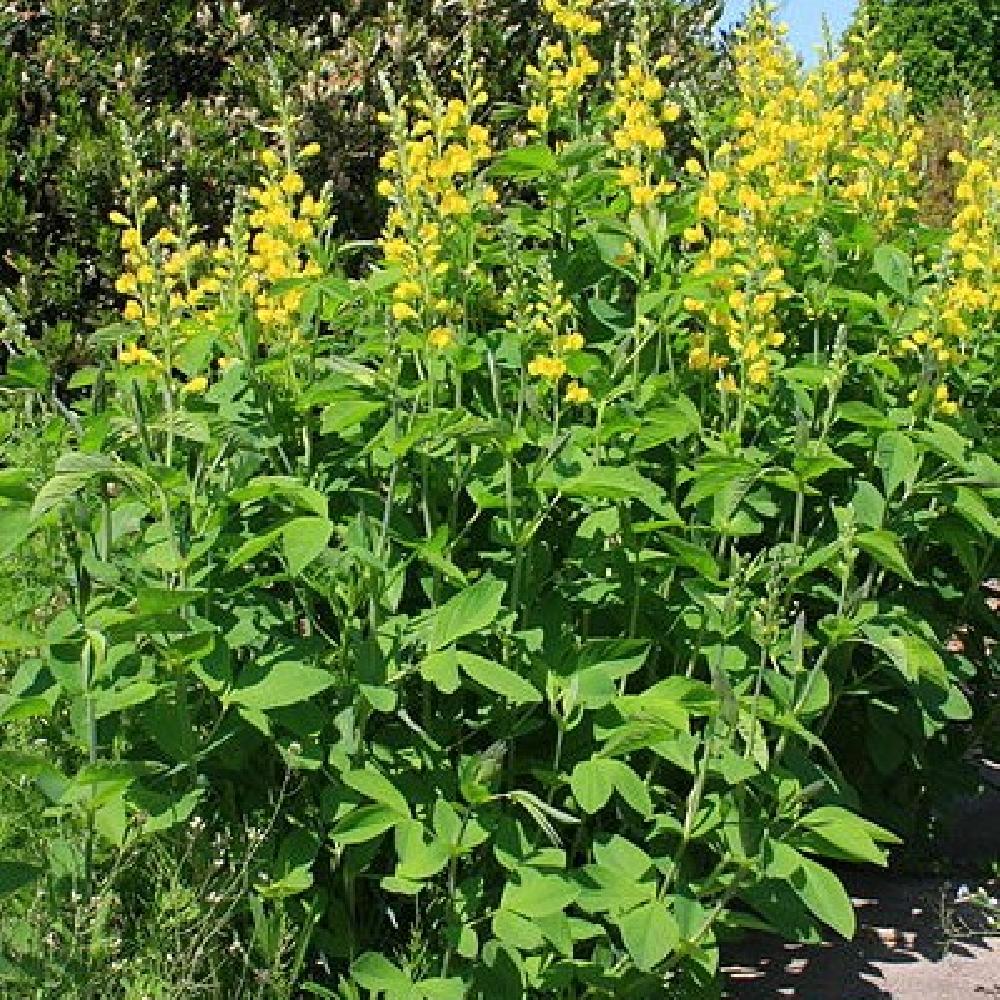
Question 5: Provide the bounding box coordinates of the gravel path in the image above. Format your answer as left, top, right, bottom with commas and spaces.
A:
723, 779, 1000, 998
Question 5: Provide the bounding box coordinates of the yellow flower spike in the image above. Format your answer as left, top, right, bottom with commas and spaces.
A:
180, 376, 209, 396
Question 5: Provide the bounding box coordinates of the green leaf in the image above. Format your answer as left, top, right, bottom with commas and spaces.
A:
419, 978, 466, 1000
135, 587, 205, 616
876, 431, 917, 500
30, 472, 92, 519
394, 822, 450, 880
0, 625, 44, 652
863, 626, 947, 687
129, 787, 205, 836
342, 768, 410, 817
225, 526, 283, 571
226, 661, 334, 712
659, 534, 720, 580
836, 401, 897, 429
570, 758, 615, 814
4, 356, 49, 390
0, 860, 43, 896
952, 486, 1000, 539
93, 681, 159, 719
332, 805, 401, 845
258, 828, 319, 899
423, 576, 506, 652
767, 842, 856, 939
0, 506, 32, 559
282, 516, 333, 575
794, 806, 900, 866
321, 399, 383, 435
420, 650, 461, 694
503, 871, 579, 919
351, 952, 413, 994
633, 397, 700, 452
856, 530, 914, 583
457, 652, 540, 704
0, 468, 36, 502
607, 760, 653, 818
618, 901, 679, 972
561, 466, 666, 511
488, 144, 558, 179
873, 245, 911, 297
231, 477, 328, 517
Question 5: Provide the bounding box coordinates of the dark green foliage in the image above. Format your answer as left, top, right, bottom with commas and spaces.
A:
860, 0, 1000, 109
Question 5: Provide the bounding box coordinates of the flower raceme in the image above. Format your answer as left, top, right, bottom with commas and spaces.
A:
377, 83, 495, 353
109, 142, 329, 390
901, 134, 1000, 414
683, 7, 923, 396
609, 42, 681, 210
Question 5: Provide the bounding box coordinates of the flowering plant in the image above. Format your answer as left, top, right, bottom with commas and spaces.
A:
2, 3, 998, 996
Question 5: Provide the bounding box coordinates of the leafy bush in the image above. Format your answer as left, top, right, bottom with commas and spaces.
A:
1, 2, 998, 997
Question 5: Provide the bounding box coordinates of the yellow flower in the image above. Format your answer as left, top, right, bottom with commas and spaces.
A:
281, 172, 305, 195
565, 380, 591, 404
180, 376, 209, 396
115, 273, 138, 295
109, 211, 130, 226
119, 342, 141, 365
142, 196, 158, 212
527, 355, 567, 381
618, 165, 641, 188
300, 142, 321, 158
392, 302, 418, 323
747, 359, 770, 385
123, 300, 143, 322
688, 346, 711, 370
377, 179, 395, 198
527, 104, 549, 127
428, 326, 453, 349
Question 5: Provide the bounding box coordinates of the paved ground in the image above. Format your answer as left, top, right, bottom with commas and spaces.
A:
722, 777, 1000, 998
